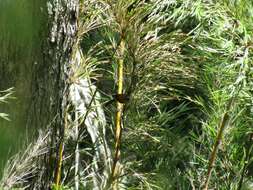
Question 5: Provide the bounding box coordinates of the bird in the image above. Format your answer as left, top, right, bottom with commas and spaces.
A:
103, 93, 130, 107
113, 93, 130, 104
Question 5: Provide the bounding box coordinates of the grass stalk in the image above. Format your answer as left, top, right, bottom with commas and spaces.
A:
203, 99, 233, 190
74, 110, 80, 190
111, 36, 126, 188
54, 110, 68, 189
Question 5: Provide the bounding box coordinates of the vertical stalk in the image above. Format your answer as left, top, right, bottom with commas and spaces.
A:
55, 142, 64, 189
111, 37, 125, 185
203, 99, 233, 190
75, 110, 80, 190
55, 110, 68, 189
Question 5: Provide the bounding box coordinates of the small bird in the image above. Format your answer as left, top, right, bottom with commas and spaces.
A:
113, 93, 130, 104
104, 93, 130, 106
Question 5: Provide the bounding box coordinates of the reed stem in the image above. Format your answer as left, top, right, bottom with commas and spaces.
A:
203, 99, 233, 190
54, 110, 68, 189
111, 37, 125, 188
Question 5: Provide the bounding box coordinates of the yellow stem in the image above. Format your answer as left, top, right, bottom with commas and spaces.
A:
55, 141, 64, 188
111, 38, 125, 185
55, 111, 67, 189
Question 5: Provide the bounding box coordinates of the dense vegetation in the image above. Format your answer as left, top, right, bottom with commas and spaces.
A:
1, 0, 253, 189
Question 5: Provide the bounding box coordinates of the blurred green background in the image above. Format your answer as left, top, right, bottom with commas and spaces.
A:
0, 0, 46, 176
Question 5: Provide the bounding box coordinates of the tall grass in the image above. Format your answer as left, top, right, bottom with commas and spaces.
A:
1, 0, 253, 189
